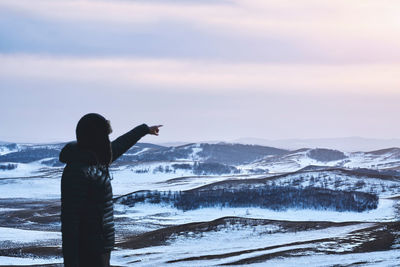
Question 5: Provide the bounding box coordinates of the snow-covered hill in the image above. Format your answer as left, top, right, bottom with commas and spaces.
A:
247, 147, 400, 173
1, 141, 400, 266
1, 142, 400, 179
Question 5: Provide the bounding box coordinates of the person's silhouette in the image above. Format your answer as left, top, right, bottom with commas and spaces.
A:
60, 113, 161, 267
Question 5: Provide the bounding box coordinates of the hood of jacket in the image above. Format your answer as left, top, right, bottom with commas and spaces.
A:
59, 142, 98, 165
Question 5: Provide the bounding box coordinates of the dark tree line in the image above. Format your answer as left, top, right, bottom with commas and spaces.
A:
307, 149, 347, 162
119, 186, 378, 212
0, 163, 17, 170
150, 162, 240, 175
192, 162, 240, 175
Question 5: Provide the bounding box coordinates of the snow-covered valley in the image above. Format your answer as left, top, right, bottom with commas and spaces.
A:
0, 142, 400, 266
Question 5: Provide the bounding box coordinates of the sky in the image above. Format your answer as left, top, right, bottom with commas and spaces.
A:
1, 0, 400, 143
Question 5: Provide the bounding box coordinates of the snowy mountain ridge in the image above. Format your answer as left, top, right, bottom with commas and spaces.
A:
1, 142, 400, 178
234, 136, 400, 152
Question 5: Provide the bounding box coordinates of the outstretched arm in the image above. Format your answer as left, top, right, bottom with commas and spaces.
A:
111, 124, 162, 162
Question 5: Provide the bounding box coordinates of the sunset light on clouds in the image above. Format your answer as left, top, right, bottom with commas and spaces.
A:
1, 0, 399, 142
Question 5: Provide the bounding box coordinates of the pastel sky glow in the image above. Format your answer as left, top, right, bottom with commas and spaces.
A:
1, 0, 399, 143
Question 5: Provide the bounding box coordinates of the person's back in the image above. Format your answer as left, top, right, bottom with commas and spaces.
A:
59, 113, 161, 267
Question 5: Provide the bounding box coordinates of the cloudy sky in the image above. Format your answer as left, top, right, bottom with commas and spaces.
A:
1, 0, 399, 143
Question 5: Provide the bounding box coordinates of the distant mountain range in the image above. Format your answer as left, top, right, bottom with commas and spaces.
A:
3, 136, 400, 152
1, 141, 400, 178
233, 137, 400, 152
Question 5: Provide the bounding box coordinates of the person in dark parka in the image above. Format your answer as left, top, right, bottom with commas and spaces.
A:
59, 113, 161, 267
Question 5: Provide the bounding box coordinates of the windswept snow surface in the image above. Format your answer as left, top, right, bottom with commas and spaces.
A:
244, 250, 400, 267
0, 162, 46, 178
0, 175, 61, 198
0, 256, 62, 265
110, 223, 375, 267
0, 227, 60, 243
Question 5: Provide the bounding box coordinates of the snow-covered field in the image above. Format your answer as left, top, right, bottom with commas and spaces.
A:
1, 142, 400, 266
111, 223, 376, 266
0, 160, 271, 198
0, 256, 62, 266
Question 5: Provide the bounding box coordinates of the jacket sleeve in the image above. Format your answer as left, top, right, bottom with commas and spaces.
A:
111, 124, 150, 162
61, 167, 89, 267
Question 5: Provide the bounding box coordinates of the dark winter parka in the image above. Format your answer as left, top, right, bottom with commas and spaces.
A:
59, 123, 149, 266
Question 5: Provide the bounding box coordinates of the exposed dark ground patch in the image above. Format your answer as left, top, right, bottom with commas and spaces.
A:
1, 198, 400, 266
118, 216, 359, 249
218, 222, 400, 265
0, 199, 61, 231
0, 246, 61, 258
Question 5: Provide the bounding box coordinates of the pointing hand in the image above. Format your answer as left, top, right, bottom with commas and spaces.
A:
149, 125, 163, 136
